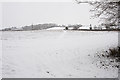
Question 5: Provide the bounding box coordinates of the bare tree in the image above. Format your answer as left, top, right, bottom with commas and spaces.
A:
75, 0, 120, 29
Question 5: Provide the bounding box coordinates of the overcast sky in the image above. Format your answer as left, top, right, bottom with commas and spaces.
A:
1, 2, 99, 29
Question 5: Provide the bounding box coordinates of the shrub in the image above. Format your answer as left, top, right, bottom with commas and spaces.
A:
65, 27, 68, 30
94, 46, 120, 69
108, 47, 120, 62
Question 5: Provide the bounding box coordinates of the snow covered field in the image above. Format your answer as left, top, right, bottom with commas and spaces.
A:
0, 31, 2, 79
1, 30, 118, 78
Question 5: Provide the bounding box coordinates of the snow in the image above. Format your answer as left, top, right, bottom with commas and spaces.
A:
1, 30, 118, 78
79, 26, 90, 29
0, 31, 2, 79
46, 27, 64, 30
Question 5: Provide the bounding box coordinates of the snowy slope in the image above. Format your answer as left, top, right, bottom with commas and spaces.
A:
79, 26, 90, 29
46, 27, 64, 30
2, 30, 118, 78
